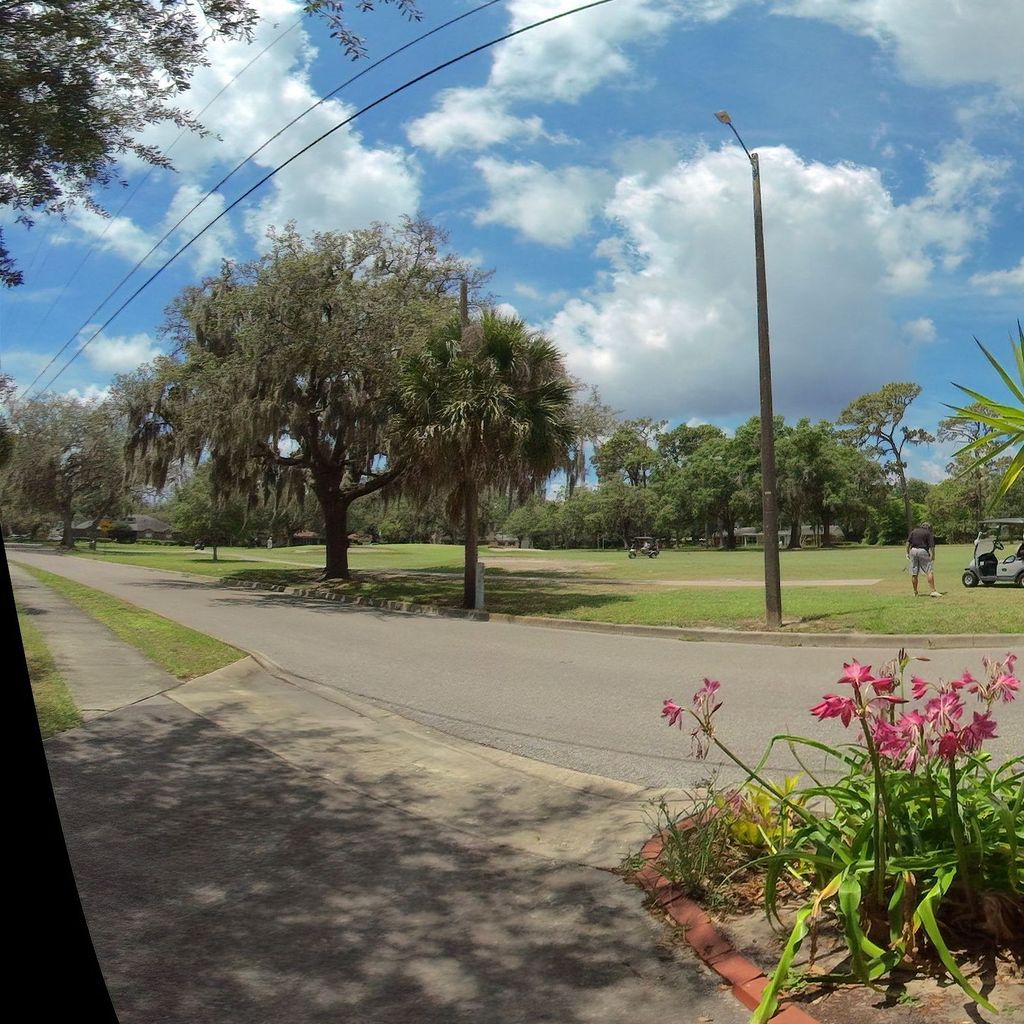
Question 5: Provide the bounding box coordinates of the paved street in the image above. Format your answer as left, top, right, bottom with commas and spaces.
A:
14, 557, 749, 1024
12, 545, 1023, 789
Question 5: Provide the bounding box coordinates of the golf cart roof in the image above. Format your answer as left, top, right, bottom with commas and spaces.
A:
980, 518, 1024, 526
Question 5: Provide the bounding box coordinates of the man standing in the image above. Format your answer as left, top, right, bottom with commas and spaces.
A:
906, 521, 940, 597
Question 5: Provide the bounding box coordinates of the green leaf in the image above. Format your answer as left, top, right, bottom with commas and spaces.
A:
973, 336, 1024, 405
750, 905, 813, 1024
838, 872, 888, 979
992, 444, 1024, 502
915, 868, 997, 1013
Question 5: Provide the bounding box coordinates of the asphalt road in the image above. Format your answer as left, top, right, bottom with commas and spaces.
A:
10, 545, 1023, 789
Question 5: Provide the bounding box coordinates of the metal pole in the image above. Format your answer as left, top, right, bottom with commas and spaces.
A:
750, 153, 783, 629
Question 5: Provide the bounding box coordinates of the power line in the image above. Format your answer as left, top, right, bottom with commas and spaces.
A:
33, 0, 618, 396
19, 0, 506, 399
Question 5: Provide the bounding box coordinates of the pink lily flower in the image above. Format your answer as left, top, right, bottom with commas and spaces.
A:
810, 694, 858, 727
961, 711, 998, 751
661, 699, 685, 728
692, 677, 721, 707
871, 719, 910, 761
937, 730, 961, 760
911, 676, 930, 700
839, 660, 873, 686
925, 692, 965, 732
994, 674, 1020, 703
870, 676, 896, 694
897, 709, 926, 735
948, 671, 975, 690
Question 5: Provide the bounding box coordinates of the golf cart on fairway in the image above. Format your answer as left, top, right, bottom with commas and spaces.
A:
628, 536, 660, 558
961, 518, 1024, 588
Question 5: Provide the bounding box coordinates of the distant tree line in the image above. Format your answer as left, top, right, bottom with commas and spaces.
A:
1, 220, 1020, 603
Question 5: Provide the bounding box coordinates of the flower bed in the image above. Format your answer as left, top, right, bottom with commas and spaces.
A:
649, 651, 1023, 1023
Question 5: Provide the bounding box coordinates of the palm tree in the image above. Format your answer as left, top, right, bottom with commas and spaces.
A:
948, 322, 1024, 504
400, 309, 575, 609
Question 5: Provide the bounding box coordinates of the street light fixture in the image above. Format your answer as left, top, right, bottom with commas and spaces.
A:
715, 110, 783, 630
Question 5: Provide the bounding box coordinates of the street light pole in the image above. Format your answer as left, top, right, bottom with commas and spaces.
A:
715, 111, 783, 630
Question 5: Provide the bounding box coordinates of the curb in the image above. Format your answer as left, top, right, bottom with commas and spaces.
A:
225, 579, 490, 621
221, 578, 1024, 650
634, 835, 821, 1024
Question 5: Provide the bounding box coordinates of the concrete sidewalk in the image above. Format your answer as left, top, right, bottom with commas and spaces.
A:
17, 567, 747, 1024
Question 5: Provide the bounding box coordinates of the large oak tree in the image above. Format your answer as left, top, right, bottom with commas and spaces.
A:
119, 219, 485, 579
0, 0, 419, 285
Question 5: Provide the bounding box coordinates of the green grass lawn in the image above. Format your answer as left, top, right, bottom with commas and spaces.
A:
67, 540, 1023, 635
17, 563, 245, 679
17, 608, 82, 737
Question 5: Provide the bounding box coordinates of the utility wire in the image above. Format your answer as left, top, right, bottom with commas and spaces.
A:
19, 0, 506, 399
34, 0, 618, 395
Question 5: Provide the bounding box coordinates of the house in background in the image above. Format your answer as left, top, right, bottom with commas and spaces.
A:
124, 514, 173, 539
46, 519, 96, 542
713, 524, 846, 548
47, 513, 174, 543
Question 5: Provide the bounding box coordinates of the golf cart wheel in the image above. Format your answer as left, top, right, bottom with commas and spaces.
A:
628, 550, 637, 559
1017, 572, 1024, 588
962, 570, 980, 588
650, 550, 659, 558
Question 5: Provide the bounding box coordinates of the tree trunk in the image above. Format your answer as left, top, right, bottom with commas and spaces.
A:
212, 541, 219, 562
323, 498, 351, 580
463, 478, 478, 609
896, 465, 913, 535
788, 519, 802, 549
725, 518, 736, 550
821, 506, 832, 547
60, 504, 74, 548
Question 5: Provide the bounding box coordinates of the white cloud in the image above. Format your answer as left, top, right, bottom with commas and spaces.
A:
64, 383, 111, 404
874, 142, 1008, 290
405, 88, 543, 156
108, 0, 421, 256
513, 282, 570, 306
475, 158, 613, 246
493, 301, 520, 319
488, 0, 678, 103
549, 143, 1005, 422
773, 0, 1024, 100
63, 208, 159, 266
969, 258, 1024, 296
902, 317, 937, 344
405, 0, 718, 156
84, 331, 163, 373
243, 133, 420, 244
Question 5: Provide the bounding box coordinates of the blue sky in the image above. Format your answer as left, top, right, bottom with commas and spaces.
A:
2, 0, 1021, 484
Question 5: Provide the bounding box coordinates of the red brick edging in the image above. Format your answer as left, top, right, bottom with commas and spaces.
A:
636, 835, 822, 1024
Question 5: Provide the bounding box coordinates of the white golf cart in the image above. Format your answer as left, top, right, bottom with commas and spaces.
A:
961, 517, 1024, 589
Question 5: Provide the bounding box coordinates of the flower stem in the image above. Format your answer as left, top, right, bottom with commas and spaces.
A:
947, 760, 976, 907
696, 719, 818, 826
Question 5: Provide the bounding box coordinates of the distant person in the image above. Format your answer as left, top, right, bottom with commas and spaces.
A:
266, 537, 273, 550
906, 521, 940, 597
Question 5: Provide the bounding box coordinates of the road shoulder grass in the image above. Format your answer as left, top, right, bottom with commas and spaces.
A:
18, 608, 82, 737
16, 562, 245, 680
